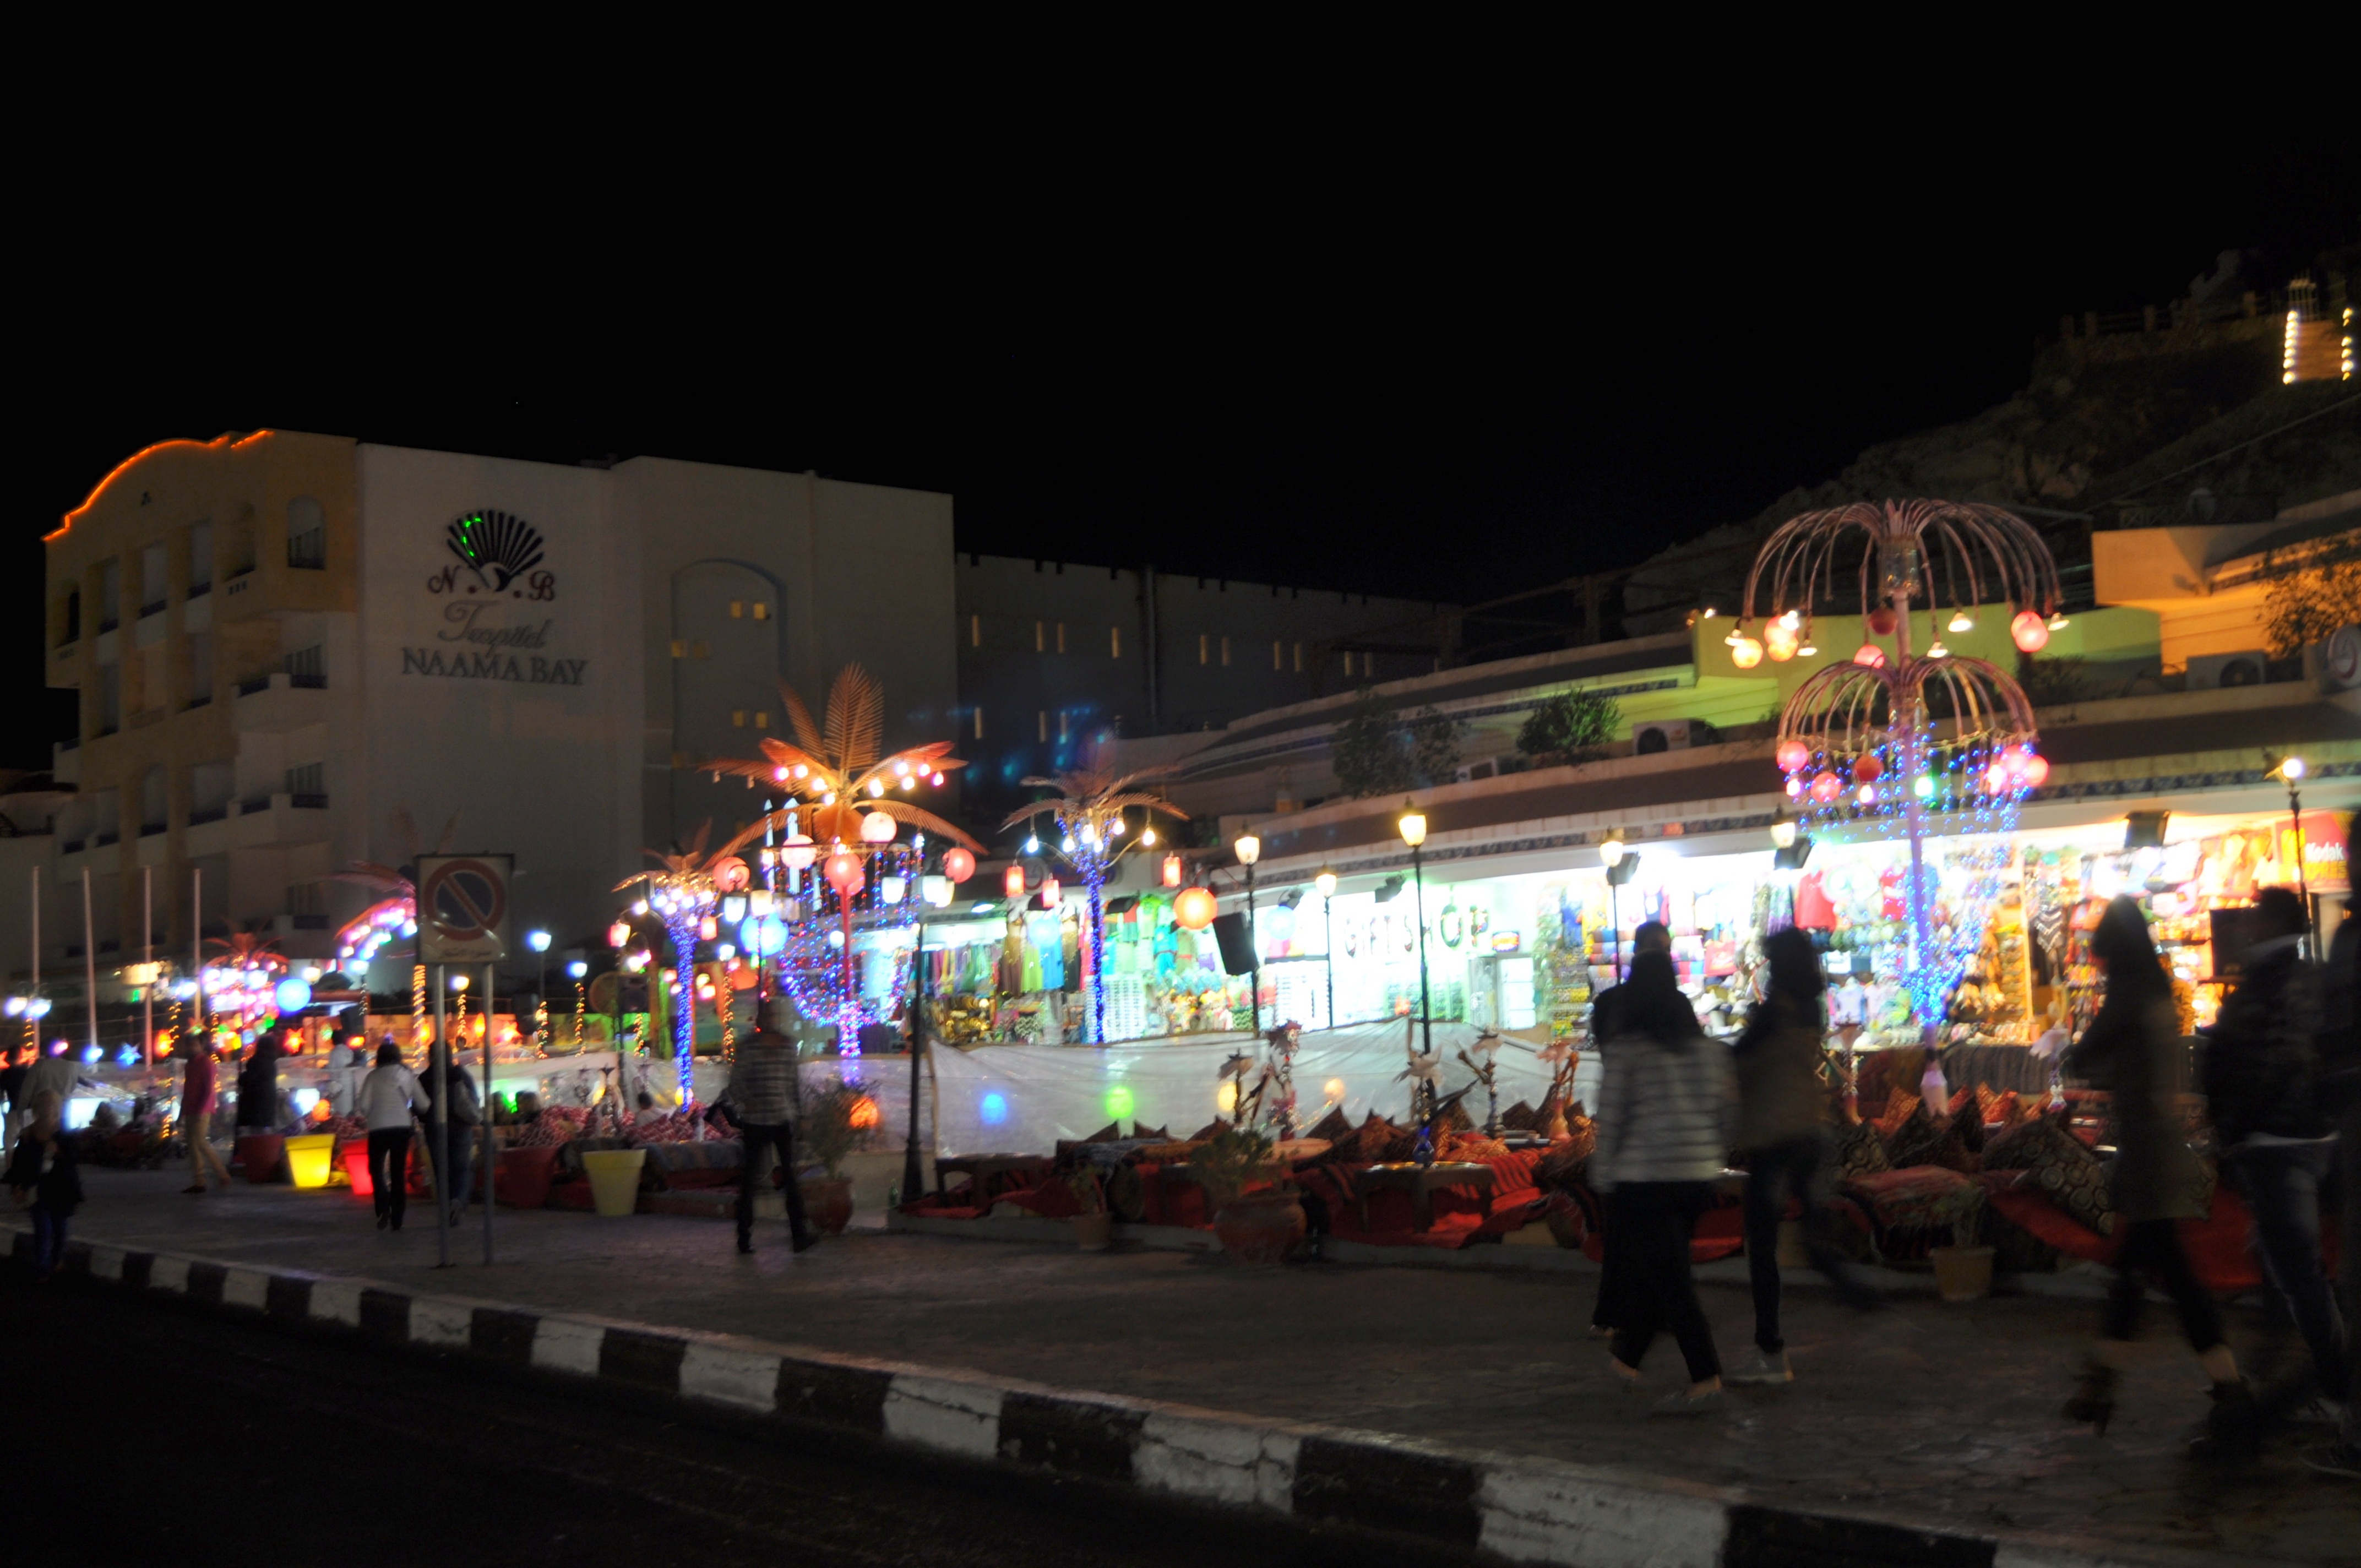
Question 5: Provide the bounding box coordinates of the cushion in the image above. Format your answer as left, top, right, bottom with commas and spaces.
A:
1974, 1085, 2017, 1126
1305, 1106, 1352, 1143
2022, 1119, 2113, 1235
1436, 1098, 1474, 1135
1131, 1122, 1170, 1141
1872, 1087, 1918, 1140
1499, 1099, 1540, 1132
1445, 1133, 1510, 1161
1946, 1087, 1976, 1121
1884, 1105, 1947, 1170
1188, 1120, 1230, 1142
1082, 1121, 1122, 1143
1836, 1118, 1891, 1178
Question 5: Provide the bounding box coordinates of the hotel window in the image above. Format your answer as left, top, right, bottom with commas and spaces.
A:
1342, 651, 1355, 677
286, 762, 325, 803
1198, 633, 1209, 665
1035, 620, 1046, 653
753, 711, 769, 729
971, 614, 982, 647
1272, 640, 1282, 671
140, 543, 167, 616
732, 710, 747, 727
139, 648, 168, 712
55, 589, 79, 646
96, 665, 121, 735
730, 601, 744, 618
973, 707, 985, 739
97, 559, 122, 632
139, 767, 167, 835
187, 521, 212, 595
286, 645, 325, 687
1220, 635, 1231, 667
1294, 641, 1304, 673
1037, 710, 1048, 743
1056, 622, 1067, 654
750, 602, 770, 620
1109, 625, 1121, 658
186, 633, 213, 707
287, 496, 327, 569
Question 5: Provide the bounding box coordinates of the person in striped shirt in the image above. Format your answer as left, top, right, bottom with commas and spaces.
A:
715, 1012, 818, 1255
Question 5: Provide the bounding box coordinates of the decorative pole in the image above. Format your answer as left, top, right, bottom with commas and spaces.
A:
1399, 804, 1431, 1060
1315, 868, 1338, 1030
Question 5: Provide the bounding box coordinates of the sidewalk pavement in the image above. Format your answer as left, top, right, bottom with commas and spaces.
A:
21, 1167, 2356, 1565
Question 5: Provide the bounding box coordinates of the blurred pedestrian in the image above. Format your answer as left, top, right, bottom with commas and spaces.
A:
178, 1037, 231, 1194
1592, 949, 1733, 1416
2202, 884, 2344, 1419
236, 1030, 284, 1131
0, 1044, 26, 1155
2063, 896, 2253, 1450
712, 1006, 816, 1255
356, 1040, 429, 1231
1728, 928, 1876, 1386
1586, 921, 1669, 1340
430, 1039, 483, 1228
6, 1090, 83, 1282
2305, 816, 2360, 1480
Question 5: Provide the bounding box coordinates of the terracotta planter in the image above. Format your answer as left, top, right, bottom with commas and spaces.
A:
1932, 1244, 1994, 1302
1212, 1190, 1305, 1265
1073, 1211, 1113, 1251
236, 1134, 286, 1184
802, 1176, 856, 1235
496, 1144, 562, 1209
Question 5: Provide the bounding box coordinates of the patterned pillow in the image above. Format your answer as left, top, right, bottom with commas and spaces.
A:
1082, 1121, 1122, 1143
1885, 1105, 1947, 1170
1837, 1118, 1891, 1178
1946, 1087, 1976, 1121
1980, 1115, 2053, 1172
2008, 1117, 2113, 1235
1872, 1087, 1919, 1140
1499, 1099, 1540, 1132
1974, 1086, 2018, 1127
1188, 1120, 1231, 1142
1436, 1098, 1475, 1135
1535, 1134, 1592, 1191
1446, 1133, 1510, 1161
1305, 1106, 1352, 1144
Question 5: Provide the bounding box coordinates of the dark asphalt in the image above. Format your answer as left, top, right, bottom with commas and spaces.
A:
5, 1272, 1478, 1568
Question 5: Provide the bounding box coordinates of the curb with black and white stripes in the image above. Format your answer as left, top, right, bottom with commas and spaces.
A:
13, 1230, 2217, 1568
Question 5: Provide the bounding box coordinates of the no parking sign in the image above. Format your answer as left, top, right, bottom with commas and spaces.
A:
416, 854, 513, 963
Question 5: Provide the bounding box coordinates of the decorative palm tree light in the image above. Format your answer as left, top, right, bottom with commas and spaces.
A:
1001, 766, 1185, 1043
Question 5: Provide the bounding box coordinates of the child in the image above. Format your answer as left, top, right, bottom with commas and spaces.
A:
7, 1090, 84, 1282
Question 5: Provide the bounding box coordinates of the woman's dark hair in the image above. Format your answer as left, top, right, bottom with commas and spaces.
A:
1763, 928, 1825, 1016
2091, 895, 2169, 1004
1621, 949, 1702, 1045
376, 1041, 404, 1066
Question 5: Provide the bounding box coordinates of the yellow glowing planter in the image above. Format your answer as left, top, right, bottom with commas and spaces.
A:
284, 1134, 337, 1189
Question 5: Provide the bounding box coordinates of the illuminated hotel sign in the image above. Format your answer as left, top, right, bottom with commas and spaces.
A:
401, 508, 589, 685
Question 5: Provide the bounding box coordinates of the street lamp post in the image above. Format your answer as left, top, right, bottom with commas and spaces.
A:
1398, 805, 1431, 1061
2281, 756, 2311, 950
1234, 831, 1261, 1033
1314, 867, 1337, 1030
1600, 833, 1630, 982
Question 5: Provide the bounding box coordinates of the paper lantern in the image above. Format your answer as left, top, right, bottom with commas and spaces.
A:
1764, 622, 1799, 662
1775, 739, 1809, 774
698, 914, 719, 940
859, 810, 897, 843
1867, 606, 1897, 636
1003, 864, 1026, 900
1162, 853, 1183, 888
1729, 635, 1764, 669
780, 834, 818, 872
824, 851, 865, 895
609, 921, 632, 949
942, 847, 976, 883
273, 977, 312, 1013
1984, 762, 2012, 794
1174, 886, 1217, 930
1852, 753, 1883, 783
1038, 875, 1061, 908
710, 856, 750, 892
1852, 644, 1886, 668
1809, 771, 1842, 803
2010, 610, 2049, 653
2018, 752, 2049, 787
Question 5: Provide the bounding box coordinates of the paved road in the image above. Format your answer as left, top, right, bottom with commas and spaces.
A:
3, 1277, 1476, 1568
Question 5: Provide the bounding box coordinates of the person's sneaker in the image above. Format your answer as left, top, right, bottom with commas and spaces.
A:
1724, 1349, 1793, 1386
2300, 1443, 2360, 1480
1646, 1386, 1725, 1418
1587, 1324, 1614, 1340
790, 1229, 822, 1254
736, 1235, 755, 1255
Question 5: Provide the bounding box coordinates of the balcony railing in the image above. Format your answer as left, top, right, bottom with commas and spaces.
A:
290, 793, 329, 810
187, 805, 227, 826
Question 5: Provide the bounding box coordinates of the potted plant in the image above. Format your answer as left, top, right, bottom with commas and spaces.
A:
1193, 1125, 1303, 1265
798, 1081, 877, 1235
1069, 1168, 1113, 1251
1929, 1182, 1994, 1302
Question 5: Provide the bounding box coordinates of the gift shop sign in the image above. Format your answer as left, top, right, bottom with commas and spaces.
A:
399, 509, 590, 687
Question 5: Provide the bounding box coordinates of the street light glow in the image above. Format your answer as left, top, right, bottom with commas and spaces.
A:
1314, 868, 1337, 900
1397, 804, 1427, 848
1234, 832, 1261, 866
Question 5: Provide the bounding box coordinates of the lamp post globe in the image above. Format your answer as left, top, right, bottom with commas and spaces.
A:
1399, 803, 1432, 1060
1314, 868, 1339, 1027
1234, 829, 1260, 1031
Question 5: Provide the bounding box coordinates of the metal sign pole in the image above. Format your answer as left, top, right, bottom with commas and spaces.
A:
432, 966, 451, 1268
482, 960, 495, 1265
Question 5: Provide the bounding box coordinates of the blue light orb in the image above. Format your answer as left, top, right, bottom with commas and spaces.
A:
979, 1091, 1010, 1126
274, 977, 314, 1012
752, 917, 788, 956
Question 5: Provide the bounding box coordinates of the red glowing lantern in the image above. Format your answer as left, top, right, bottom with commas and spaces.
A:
942, 847, 976, 883
781, 834, 818, 872
1174, 886, 1217, 930
1003, 864, 1026, 900
698, 915, 719, 940
710, 856, 750, 892
1729, 635, 1764, 669
1867, 606, 1897, 636
858, 810, 897, 844
824, 851, 865, 895
1161, 852, 1183, 888
1809, 771, 1842, 803
1852, 753, 1884, 783
1765, 622, 1800, 662
2018, 752, 2049, 787
847, 1095, 882, 1130
1852, 644, 1886, 668
2010, 609, 2049, 653
1038, 875, 1061, 908
1776, 738, 1809, 773
608, 921, 631, 949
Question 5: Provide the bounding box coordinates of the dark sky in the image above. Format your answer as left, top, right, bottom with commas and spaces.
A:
13, 108, 2354, 769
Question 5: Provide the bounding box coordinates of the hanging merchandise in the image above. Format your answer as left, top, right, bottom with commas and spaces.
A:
1794, 870, 1838, 930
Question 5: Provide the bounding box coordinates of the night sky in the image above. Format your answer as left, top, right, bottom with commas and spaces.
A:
13, 117, 2353, 770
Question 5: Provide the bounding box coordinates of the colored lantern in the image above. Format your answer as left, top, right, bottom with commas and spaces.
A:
273, 977, 312, 1013
1852, 644, 1886, 668
609, 921, 631, 949
824, 851, 865, 895
753, 916, 787, 956
2018, 752, 2049, 787
1003, 864, 1026, 900
942, 847, 976, 883
1867, 606, 1897, 636
2010, 609, 2049, 652
1764, 621, 1800, 662
1809, 771, 1842, 803
710, 856, 750, 892
859, 810, 896, 843
1984, 762, 2012, 793
1038, 875, 1061, 908
698, 915, 719, 940
1852, 753, 1883, 783
1775, 738, 1809, 773
1729, 635, 1764, 669
1162, 853, 1183, 888
1174, 886, 1217, 930
780, 834, 819, 872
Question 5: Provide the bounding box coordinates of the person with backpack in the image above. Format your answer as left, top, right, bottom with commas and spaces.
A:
1591, 949, 1733, 1416
1727, 928, 1878, 1386
2202, 884, 2345, 1424
2063, 897, 2253, 1451
355, 1041, 429, 1231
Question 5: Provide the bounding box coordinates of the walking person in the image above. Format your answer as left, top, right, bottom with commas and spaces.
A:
430, 1038, 483, 1228
236, 1030, 284, 1133
1587, 921, 1670, 1339
2306, 814, 2360, 1480
1592, 949, 1733, 1415
1727, 928, 1877, 1385
0, 1045, 27, 1157
178, 1038, 231, 1194
712, 1005, 817, 1255
355, 1041, 429, 1231
7, 1090, 84, 1283
2062, 896, 2254, 1449
2201, 885, 2345, 1419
